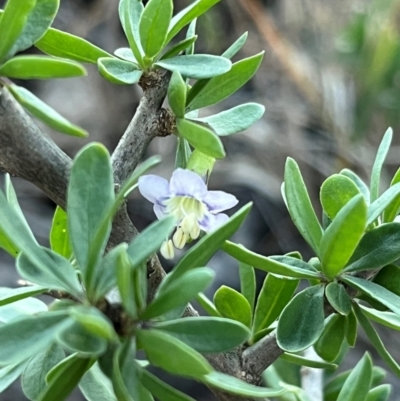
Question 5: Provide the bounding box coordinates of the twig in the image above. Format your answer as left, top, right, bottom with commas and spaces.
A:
111, 70, 171, 185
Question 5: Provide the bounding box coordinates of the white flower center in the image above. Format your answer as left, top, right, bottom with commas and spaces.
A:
166, 196, 206, 242
166, 196, 207, 221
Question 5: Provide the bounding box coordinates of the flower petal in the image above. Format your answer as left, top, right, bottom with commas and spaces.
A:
138, 175, 170, 204
199, 213, 229, 232
154, 204, 169, 219
169, 168, 207, 199
203, 191, 238, 213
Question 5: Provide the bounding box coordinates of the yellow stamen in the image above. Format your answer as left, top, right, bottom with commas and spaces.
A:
160, 240, 174, 259
181, 214, 200, 239
172, 228, 187, 249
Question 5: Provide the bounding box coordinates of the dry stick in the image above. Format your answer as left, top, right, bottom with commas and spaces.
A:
0, 79, 264, 401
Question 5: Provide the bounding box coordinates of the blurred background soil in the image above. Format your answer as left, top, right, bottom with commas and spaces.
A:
2, 0, 400, 399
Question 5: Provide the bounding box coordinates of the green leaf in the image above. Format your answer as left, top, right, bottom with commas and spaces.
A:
341, 276, 400, 316
0, 312, 71, 365
98, 57, 142, 85
67, 143, 114, 291
253, 274, 298, 334
114, 47, 137, 63
337, 352, 372, 401
39, 354, 94, 401
368, 182, 400, 225
0, 0, 36, 62
320, 174, 361, 219
222, 32, 248, 59
214, 286, 252, 327
7, 0, 59, 58
239, 263, 256, 311
366, 386, 391, 401
0, 174, 34, 257
167, 203, 251, 282
366, 385, 391, 401
284, 158, 323, 255
223, 242, 321, 279
140, 267, 214, 320
116, 251, 146, 318
137, 329, 213, 378
345, 223, 400, 273
185, 20, 196, 56
8, 84, 88, 138
161, 36, 197, 60
91, 243, 126, 301
120, 0, 144, 66
186, 52, 264, 111
70, 306, 116, 341
153, 317, 250, 353
57, 321, 107, 356
370, 128, 392, 203
360, 304, 400, 331
324, 366, 386, 401
0, 285, 46, 306
325, 282, 352, 315
156, 55, 231, 79
21, 343, 65, 400
175, 137, 192, 169
373, 264, 400, 296
36, 27, 112, 63
139, 0, 172, 58
354, 303, 400, 377
168, 71, 186, 118
0, 55, 86, 79
79, 362, 117, 401
127, 216, 176, 267
340, 168, 370, 204
345, 309, 357, 347
277, 285, 325, 352
320, 194, 367, 279
314, 314, 346, 362
200, 371, 286, 398
17, 247, 82, 298
166, 0, 220, 43
383, 167, 400, 222
140, 367, 195, 401
0, 361, 27, 393
192, 103, 265, 136
195, 295, 221, 319
280, 353, 337, 369
111, 341, 152, 401
0, 188, 40, 257
49, 206, 73, 259
0, 295, 47, 324
176, 118, 225, 158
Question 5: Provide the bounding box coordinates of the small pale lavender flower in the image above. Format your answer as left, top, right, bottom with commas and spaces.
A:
138, 168, 238, 258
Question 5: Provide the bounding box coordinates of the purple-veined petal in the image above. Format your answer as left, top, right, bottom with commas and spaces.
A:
199, 213, 229, 232
154, 204, 169, 219
138, 175, 170, 205
203, 191, 238, 213
169, 168, 207, 199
